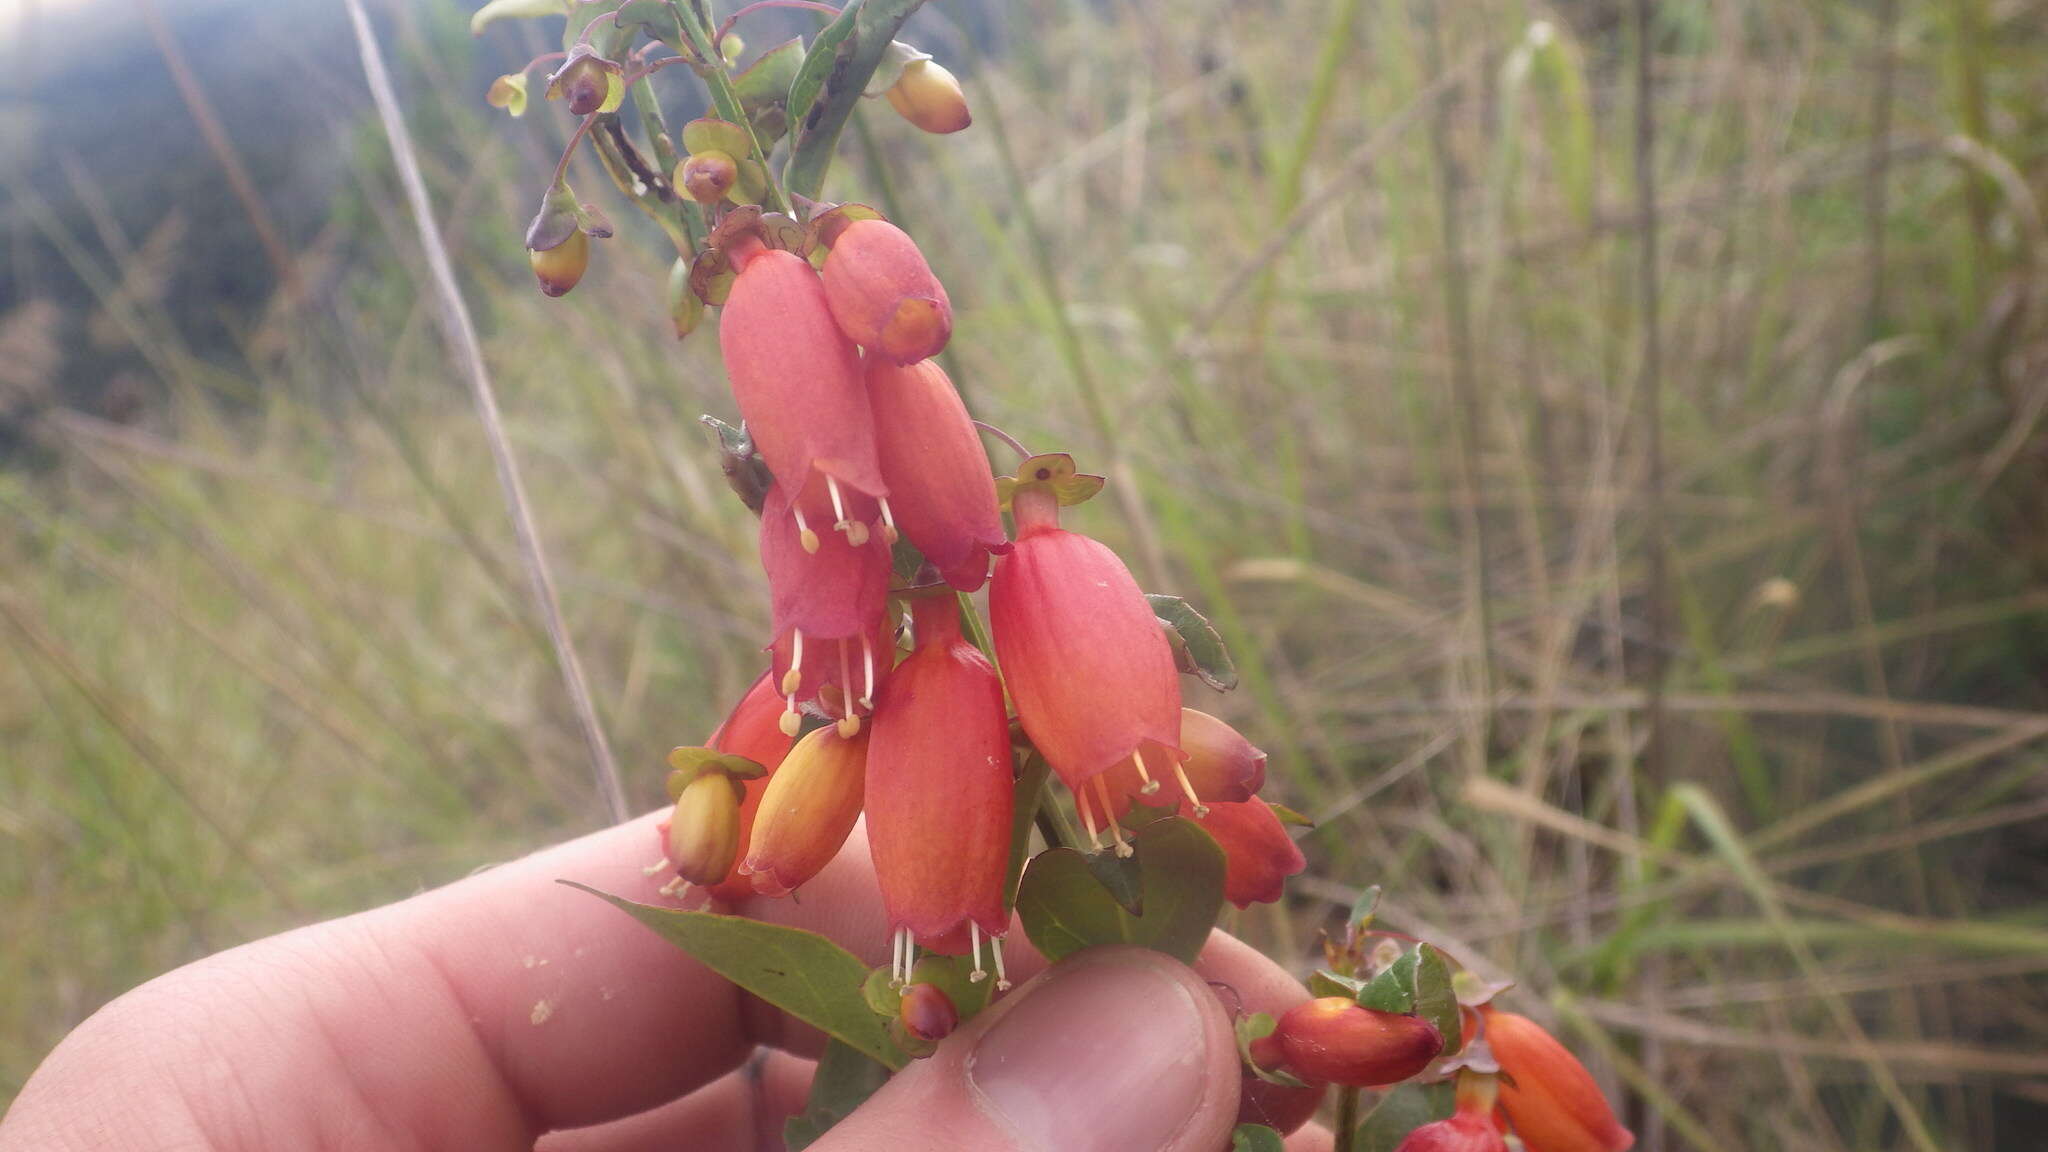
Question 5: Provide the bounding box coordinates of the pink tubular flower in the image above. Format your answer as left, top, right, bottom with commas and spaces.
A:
866, 357, 1009, 591
719, 241, 890, 539
1484, 1009, 1635, 1152
821, 219, 952, 365
739, 725, 869, 898
1198, 795, 1306, 908
865, 595, 1013, 978
989, 482, 1182, 853
760, 481, 893, 736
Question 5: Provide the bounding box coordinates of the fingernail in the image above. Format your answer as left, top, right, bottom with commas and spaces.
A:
968, 950, 1213, 1152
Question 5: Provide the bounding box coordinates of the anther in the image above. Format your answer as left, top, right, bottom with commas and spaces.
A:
968, 922, 987, 984
878, 497, 900, 545
1133, 748, 1161, 795
836, 714, 861, 738
658, 876, 689, 898
1174, 760, 1210, 817
779, 702, 801, 736
792, 506, 820, 554
991, 939, 1012, 991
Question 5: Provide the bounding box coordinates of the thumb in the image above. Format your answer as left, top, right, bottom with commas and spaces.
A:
814, 946, 1244, 1152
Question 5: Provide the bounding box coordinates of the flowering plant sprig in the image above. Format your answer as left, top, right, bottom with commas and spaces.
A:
477, 3, 1634, 1148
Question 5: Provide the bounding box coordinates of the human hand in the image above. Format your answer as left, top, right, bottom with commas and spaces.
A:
1, 813, 1327, 1151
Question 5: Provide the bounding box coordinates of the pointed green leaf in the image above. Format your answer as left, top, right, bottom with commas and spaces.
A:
1004, 754, 1051, 910
785, 4, 860, 138
734, 38, 805, 142
1357, 949, 1418, 1014
1308, 970, 1367, 999
1412, 944, 1462, 1052
1148, 594, 1239, 691
1349, 884, 1382, 930
566, 883, 907, 1068
1015, 817, 1225, 965
784, 0, 933, 201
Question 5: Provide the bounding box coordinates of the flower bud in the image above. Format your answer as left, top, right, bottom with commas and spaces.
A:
740, 725, 869, 897
719, 243, 888, 521
679, 150, 738, 204
989, 485, 1182, 818
700, 671, 797, 902
549, 52, 614, 117
1485, 1009, 1634, 1152
866, 596, 1013, 953
529, 229, 589, 298
1273, 998, 1443, 1088
885, 58, 971, 134
821, 219, 952, 364
866, 357, 1008, 591
663, 771, 744, 886
1193, 795, 1305, 908
898, 981, 959, 1043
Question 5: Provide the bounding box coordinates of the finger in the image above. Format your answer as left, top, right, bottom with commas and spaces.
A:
809, 946, 1243, 1152
1287, 1121, 1337, 1152
537, 1049, 814, 1152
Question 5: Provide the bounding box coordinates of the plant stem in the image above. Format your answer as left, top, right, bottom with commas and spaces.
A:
1335, 1086, 1361, 1152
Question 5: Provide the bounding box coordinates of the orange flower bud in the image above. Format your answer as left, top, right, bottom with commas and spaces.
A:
719, 244, 887, 521
885, 58, 971, 134
663, 771, 743, 886
529, 229, 589, 297
1274, 998, 1444, 1088
866, 596, 1013, 954
898, 981, 959, 1043
821, 219, 953, 365
1192, 794, 1304, 908
679, 150, 738, 204
740, 725, 869, 897
866, 357, 1008, 591
701, 672, 797, 903
1485, 1009, 1634, 1152
989, 487, 1182, 813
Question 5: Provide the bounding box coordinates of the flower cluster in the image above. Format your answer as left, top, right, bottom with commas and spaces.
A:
651, 203, 1306, 987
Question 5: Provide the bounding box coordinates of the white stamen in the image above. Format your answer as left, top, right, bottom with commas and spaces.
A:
1094, 775, 1133, 857
878, 497, 900, 545
784, 630, 806, 695
991, 937, 1011, 991
860, 634, 876, 709
658, 876, 689, 898
827, 475, 849, 523
891, 926, 909, 987
1077, 786, 1105, 852
642, 857, 672, 876
1174, 760, 1210, 817
1134, 748, 1161, 795
792, 505, 820, 554
969, 922, 987, 983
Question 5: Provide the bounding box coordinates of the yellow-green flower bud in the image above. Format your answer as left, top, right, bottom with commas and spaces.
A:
528, 229, 590, 298
663, 771, 744, 887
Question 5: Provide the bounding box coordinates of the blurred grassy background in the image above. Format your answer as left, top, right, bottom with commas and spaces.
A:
4, 0, 2048, 1145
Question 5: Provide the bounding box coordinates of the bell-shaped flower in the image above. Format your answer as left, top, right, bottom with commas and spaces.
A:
821, 218, 952, 365
1484, 1009, 1635, 1152
989, 478, 1182, 848
865, 595, 1013, 974
866, 357, 1008, 591
719, 241, 888, 538
1273, 997, 1444, 1088
1396, 1072, 1509, 1152
1198, 796, 1306, 907
760, 480, 893, 736
739, 725, 869, 898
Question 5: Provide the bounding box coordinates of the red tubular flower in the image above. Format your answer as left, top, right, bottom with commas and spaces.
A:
989, 485, 1181, 848
1274, 998, 1444, 1088
821, 219, 952, 365
702, 672, 795, 903
1197, 795, 1306, 907
739, 725, 869, 898
1101, 706, 1268, 817
1484, 1009, 1634, 1152
760, 480, 893, 736
866, 357, 1009, 591
865, 596, 1013, 971
719, 242, 888, 539
1397, 1073, 1509, 1152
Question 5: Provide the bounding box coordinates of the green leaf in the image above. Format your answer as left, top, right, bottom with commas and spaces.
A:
784, 0, 933, 202
785, 4, 861, 142
1308, 970, 1366, 999
1268, 802, 1315, 828
1015, 816, 1225, 965
566, 883, 906, 1068
860, 965, 901, 1017
1232, 1124, 1287, 1152
1357, 949, 1417, 1014
783, 1039, 891, 1149
1085, 845, 1146, 916
1004, 754, 1051, 910
1412, 944, 1461, 1052
1349, 883, 1382, 929
469, 0, 568, 36
733, 38, 805, 142
1351, 1083, 1453, 1152
1148, 594, 1239, 691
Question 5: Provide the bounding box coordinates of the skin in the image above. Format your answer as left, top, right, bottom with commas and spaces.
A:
1, 814, 1332, 1152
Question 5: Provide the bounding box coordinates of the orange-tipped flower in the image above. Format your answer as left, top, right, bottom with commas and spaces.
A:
1274, 998, 1444, 1088
1193, 794, 1304, 908
822, 219, 952, 365
866, 357, 1008, 591
989, 486, 1182, 832
700, 672, 796, 903
1485, 1009, 1634, 1152
719, 244, 888, 520
740, 725, 869, 897
885, 58, 971, 134
663, 772, 743, 886
1397, 1072, 1509, 1152
866, 596, 1013, 959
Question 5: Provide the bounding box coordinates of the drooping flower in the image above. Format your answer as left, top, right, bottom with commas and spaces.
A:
719, 240, 889, 541
1484, 1009, 1635, 1152
885, 57, 971, 134
1099, 706, 1268, 817
820, 218, 953, 365
1199, 796, 1307, 908
866, 357, 1008, 590
865, 594, 1012, 977
989, 467, 1182, 852
760, 480, 893, 736
739, 724, 870, 898
1272, 997, 1444, 1088
1396, 1071, 1509, 1152
768, 609, 898, 741
702, 671, 796, 903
